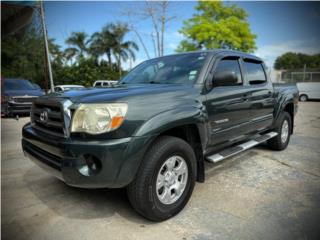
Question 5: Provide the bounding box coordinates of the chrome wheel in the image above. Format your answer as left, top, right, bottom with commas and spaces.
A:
281, 120, 289, 143
299, 95, 307, 102
156, 156, 188, 205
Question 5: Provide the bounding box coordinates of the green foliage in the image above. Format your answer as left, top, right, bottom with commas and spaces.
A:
53, 59, 121, 87
65, 31, 90, 62
1, 27, 47, 87
176, 1, 256, 53
1, 21, 137, 89
274, 52, 320, 70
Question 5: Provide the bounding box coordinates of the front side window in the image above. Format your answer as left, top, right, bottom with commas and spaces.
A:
120, 52, 208, 85
214, 58, 242, 85
54, 87, 62, 92
243, 60, 266, 84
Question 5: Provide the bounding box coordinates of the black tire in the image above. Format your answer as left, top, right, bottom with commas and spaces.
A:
299, 94, 308, 102
267, 112, 292, 151
127, 136, 196, 221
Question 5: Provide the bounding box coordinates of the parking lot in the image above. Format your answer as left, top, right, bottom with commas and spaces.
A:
1, 102, 320, 240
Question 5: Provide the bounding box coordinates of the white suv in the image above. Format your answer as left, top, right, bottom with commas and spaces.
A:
93, 80, 118, 87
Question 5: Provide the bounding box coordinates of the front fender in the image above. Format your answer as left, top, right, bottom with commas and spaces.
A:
133, 104, 207, 138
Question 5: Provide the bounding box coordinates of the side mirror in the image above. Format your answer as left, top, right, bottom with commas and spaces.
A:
213, 71, 238, 87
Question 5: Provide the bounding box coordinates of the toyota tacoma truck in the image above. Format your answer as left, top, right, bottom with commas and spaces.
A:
22, 50, 298, 221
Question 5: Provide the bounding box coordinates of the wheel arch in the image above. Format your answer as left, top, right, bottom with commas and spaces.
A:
145, 124, 206, 183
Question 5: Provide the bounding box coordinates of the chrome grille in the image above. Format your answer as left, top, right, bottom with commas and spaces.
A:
13, 96, 38, 103
32, 101, 66, 137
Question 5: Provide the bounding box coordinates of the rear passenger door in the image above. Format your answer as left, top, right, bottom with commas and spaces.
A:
241, 59, 275, 131
205, 56, 254, 146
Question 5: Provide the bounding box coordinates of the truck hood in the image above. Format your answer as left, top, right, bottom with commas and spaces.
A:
42, 84, 199, 104
4, 89, 44, 97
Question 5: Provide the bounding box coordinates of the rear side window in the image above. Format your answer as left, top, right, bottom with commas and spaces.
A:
243, 60, 266, 84
214, 58, 242, 85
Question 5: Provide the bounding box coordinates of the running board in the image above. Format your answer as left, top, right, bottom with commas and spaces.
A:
206, 132, 278, 163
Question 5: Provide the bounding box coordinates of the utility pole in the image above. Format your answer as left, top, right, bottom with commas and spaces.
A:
40, 1, 54, 92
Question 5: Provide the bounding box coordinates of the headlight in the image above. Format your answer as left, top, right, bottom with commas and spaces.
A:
71, 103, 128, 134
1, 96, 13, 103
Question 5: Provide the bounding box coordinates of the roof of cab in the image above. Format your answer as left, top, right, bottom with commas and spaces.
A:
159, 49, 263, 62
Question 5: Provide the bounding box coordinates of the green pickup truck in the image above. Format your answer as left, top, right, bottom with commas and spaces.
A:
22, 50, 299, 221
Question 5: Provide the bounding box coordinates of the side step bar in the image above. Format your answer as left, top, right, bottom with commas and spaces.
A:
206, 132, 278, 163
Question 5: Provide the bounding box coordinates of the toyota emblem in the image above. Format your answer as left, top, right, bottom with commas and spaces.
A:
40, 110, 49, 124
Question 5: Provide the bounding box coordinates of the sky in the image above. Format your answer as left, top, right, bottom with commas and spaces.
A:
44, 1, 320, 69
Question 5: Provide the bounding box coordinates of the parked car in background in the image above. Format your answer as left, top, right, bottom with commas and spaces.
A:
297, 82, 320, 101
53, 85, 85, 92
1, 78, 44, 116
93, 80, 117, 87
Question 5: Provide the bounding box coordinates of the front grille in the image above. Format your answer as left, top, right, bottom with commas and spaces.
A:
32, 101, 66, 137
13, 96, 38, 103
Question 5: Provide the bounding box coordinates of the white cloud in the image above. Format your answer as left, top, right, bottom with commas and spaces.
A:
255, 38, 320, 68
168, 42, 177, 50
165, 31, 184, 53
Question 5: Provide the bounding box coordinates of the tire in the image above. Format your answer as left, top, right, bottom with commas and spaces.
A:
267, 112, 292, 151
127, 136, 196, 221
299, 94, 308, 102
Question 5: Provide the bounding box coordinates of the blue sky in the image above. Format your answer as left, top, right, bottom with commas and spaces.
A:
44, 1, 320, 69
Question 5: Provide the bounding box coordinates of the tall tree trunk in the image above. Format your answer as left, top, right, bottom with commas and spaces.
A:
106, 51, 112, 67
151, 33, 158, 58
146, 1, 160, 57
132, 28, 150, 59
161, 15, 165, 56
117, 54, 122, 77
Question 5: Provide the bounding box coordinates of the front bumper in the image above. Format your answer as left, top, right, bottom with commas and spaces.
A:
22, 123, 152, 188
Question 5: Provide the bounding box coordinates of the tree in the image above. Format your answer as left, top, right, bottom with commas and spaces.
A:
109, 22, 139, 76
89, 24, 115, 67
122, 0, 176, 58
65, 31, 90, 63
274, 52, 320, 70
176, 1, 256, 53
1, 26, 47, 88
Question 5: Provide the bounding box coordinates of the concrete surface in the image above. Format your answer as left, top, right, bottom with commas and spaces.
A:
1, 102, 320, 240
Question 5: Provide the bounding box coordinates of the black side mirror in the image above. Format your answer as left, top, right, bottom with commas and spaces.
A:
213, 71, 238, 87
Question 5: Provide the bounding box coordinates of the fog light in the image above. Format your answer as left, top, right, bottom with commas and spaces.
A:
78, 154, 102, 176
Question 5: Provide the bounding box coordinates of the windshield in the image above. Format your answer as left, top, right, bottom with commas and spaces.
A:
120, 52, 208, 85
4, 79, 37, 91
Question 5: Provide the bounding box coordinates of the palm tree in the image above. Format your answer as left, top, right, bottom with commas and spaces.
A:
89, 24, 115, 67
109, 22, 139, 76
48, 38, 64, 66
65, 31, 90, 63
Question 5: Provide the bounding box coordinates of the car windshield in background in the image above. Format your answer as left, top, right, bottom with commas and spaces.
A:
4, 79, 37, 90
120, 52, 208, 85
